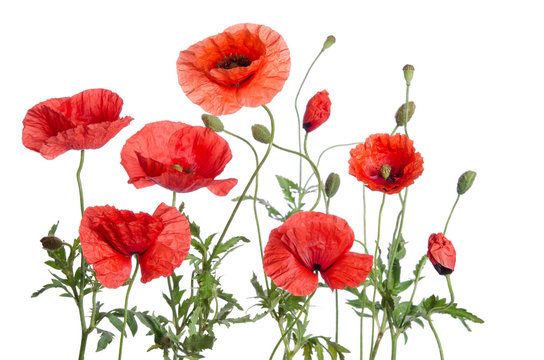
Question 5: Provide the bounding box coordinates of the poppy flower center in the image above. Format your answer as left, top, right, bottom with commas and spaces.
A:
312, 263, 322, 272
217, 53, 251, 69
171, 164, 195, 174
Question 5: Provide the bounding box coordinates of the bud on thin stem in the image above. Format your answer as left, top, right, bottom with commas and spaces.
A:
201, 114, 224, 132
322, 35, 336, 51
395, 101, 416, 126
457, 170, 477, 195
251, 124, 272, 144
325, 173, 340, 198
40, 236, 64, 251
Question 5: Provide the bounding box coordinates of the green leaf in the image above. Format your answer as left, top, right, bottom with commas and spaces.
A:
189, 220, 201, 239
212, 235, 250, 259
413, 254, 428, 278
315, 342, 324, 360
31, 283, 58, 298
48, 221, 59, 236
183, 333, 215, 353
251, 273, 265, 299
107, 313, 125, 333
304, 343, 312, 360
96, 328, 114, 352
440, 303, 484, 325
276, 175, 298, 205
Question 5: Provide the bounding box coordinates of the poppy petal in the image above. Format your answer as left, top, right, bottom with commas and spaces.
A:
139, 203, 191, 283
206, 178, 238, 196
321, 252, 373, 290
263, 229, 318, 296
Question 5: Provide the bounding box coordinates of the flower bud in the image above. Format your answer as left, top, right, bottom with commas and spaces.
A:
251, 124, 271, 144
403, 64, 415, 84
325, 173, 340, 198
303, 90, 331, 132
201, 114, 224, 132
457, 170, 477, 195
322, 35, 336, 51
40, 236, 64, 251
395, 101, 416, 126
427, 233, 456, 275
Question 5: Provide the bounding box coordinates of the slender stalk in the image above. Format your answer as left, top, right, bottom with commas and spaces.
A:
172, 191, 177, 208
335, 290, 339, 342
390, 331, 400, 360
404, 82, 411, 138
370, 312, 388, 360
426, 315, 444, 360
167, 275, 180, 333
76, 150, 85, 216
386, 188, 409, 284
210, 105, 275, 259
369, 193, 387, 356
390, 125, 399, 135
399, 257, 427, 328
269, 293, 315, 360
118, 258, 140, 360
443, 194, 460, 236
360, 286, 367, 360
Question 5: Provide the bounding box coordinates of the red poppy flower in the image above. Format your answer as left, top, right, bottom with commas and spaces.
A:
348, 133, 424, 194
22, 88, 133, 159
79, 203, 191, 289
121, 121, 237, 196
427, 233, 456, 275
303, 90, 331, 132
263, 212, 373, 296
176, 23, 291, 115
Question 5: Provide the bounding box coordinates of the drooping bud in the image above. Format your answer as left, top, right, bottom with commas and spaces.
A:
325, 173, 341, 198
395, 101, 416, 126
251, 124, 271, 144
380, 164, 392, 180
403, 64, 415, 85
427, 233, 456, 275
322, 35, 336, 51
40, 236, 64, 251
457, 170, 477, 195
303, 90, 332, 132
201, 114, 224, 132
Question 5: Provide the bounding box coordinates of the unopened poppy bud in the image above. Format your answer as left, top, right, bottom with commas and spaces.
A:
303, 90, 331, 132
251, 124, 271, 144
395, 101, 416, 126
457, 170, 477, 195
325, 173, 341, 198
40, 236, 64, 251
427, 233, 456, 275
201, 114, 224, 132
380, 164, 392, 180
403, 64, 415, 84
322, 35, 336, 51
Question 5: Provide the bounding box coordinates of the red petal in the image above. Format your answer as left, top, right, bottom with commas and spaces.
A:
321, 253, 373, 290
139, 203, 191, 283
206, 178, 238, 196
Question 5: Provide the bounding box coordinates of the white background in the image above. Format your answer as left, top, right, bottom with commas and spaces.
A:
1, 0, 542, 359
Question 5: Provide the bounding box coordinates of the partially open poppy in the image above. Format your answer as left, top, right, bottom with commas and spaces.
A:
121, 121, 237, 196
263, 212, 373, 296
348, 133, 424, 194
22, 88, 133, 159
427, 233, 456, 275
176, 23, 291, 115
79, 203, 191, 288
303, 90, 331, 132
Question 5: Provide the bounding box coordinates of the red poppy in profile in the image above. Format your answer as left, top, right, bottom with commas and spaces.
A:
427, 233, 456, 275
303, 90, 331, 132
263, 212, 373, 296
176, 23, 291, 115
348, 133, 424, 194
22, 89, 133, 160
79, 203, 191, 288
121, 121, 237, 196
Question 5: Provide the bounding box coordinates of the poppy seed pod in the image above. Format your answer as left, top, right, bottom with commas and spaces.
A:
427, 233, 456, 275
322, 35, 336, 51
251, 124, 271, 144
403, 64, 415, 84
40, 236, 64, 251
395, 101, 416, 126
325, 173, 340, 198
201, 114, 224, 132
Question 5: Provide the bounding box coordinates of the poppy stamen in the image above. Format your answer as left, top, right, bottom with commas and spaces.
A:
312, 263, 322, 272
217, 53, 251, 69
171, 164, 194, 174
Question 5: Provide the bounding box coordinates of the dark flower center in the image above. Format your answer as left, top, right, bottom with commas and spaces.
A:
172, 164, 194, 174
217, 53, 251, 69
312, 263, 322, 272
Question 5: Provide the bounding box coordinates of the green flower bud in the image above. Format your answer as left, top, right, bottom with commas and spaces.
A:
325, 173, 341, 198
40, 236, 64, 251
201, 114, 224, 132
457, 170, 477, 195
251, 124, 271, 144
395, 101, 416, 126
322, 35, 336, 51
403, 64, 415, 84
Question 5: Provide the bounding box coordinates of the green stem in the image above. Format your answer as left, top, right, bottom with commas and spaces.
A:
390, 125, 399, 135
118, 258, 140, 360
443, 194, 460, 236
360, 286, 367, 360
269, 293, 314, 360
335, 290, 339, 342
210, 105, 275, 260
76, 150, 85, 216
272, 143, 323, 211
426, 315, 444, 360
172, 191, 177, 208
167, 275, 180, 333
386, 188, 409, 285
369, 193, 387, 357
391, 331, 400, 360
399, 256, 427, 328
404, 83, 411, 138
370, 312, 388, 360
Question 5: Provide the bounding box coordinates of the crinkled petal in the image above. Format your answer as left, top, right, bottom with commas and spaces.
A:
139, 203, 191, 283
321, 253, 373, 291
206, 178, 238, 196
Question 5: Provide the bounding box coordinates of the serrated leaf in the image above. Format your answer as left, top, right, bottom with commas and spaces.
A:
31, 283, 58, 298
48, 221, 59, 236
251, 273, 265, 299
316, 342, 324, 360
441, 303, 484, 324
96, 328, 114, 352
276, 175, 298, 205
232, 195, 284, 222
304, 343, 312, 360
212, 235, 250, 259
413, 255, 428, 278
107, 313, 125, 333
183, 333, 215, 353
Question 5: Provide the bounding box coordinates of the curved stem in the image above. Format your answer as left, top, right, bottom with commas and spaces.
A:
369, 193, 387, 356
426, 315, 444, 360
443, 194, 460, 236
269, 293, 315, 360
118, 258, 140, 360
210, 105, 275, 259
272, 143, 322, 211
76, 150, 85, 216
